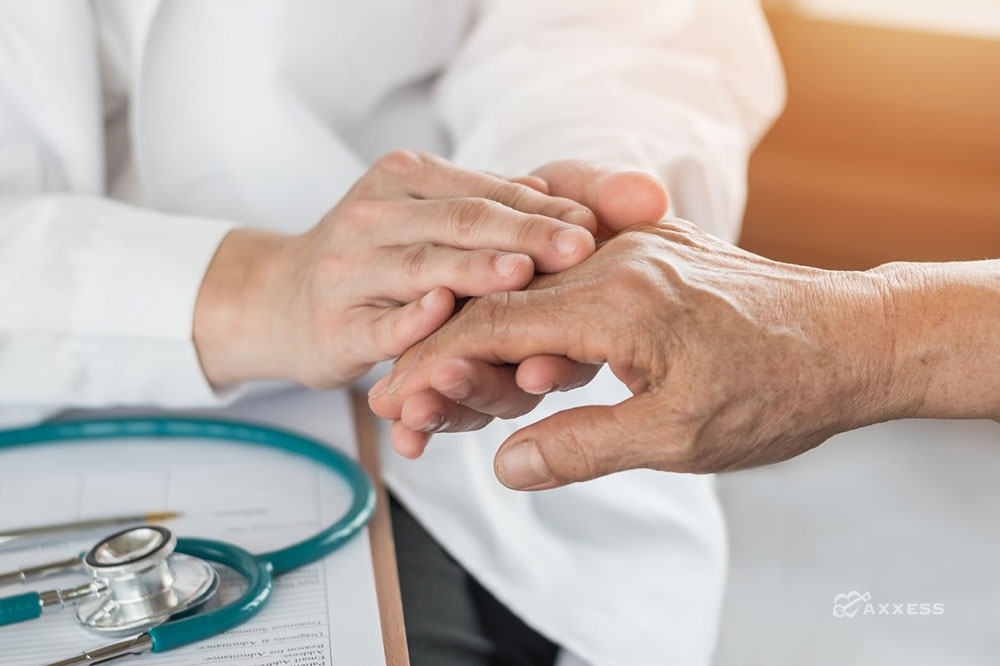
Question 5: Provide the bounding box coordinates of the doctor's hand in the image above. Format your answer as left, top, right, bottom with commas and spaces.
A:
370, 219, 925, 489
192, 150, 599, 388
365, 159, 670, 450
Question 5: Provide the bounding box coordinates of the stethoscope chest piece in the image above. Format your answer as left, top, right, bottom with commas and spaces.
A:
75, 525, 218, 636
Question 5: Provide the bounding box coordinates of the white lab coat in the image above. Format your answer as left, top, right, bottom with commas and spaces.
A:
0, 1, 783, 664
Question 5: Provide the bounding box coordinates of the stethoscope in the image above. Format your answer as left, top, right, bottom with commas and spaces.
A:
0, 418, 375, 666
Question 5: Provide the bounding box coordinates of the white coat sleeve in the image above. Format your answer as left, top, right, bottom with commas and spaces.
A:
0, 194, 235, 423
436, 0, 786, 242
0, 4, 238, 426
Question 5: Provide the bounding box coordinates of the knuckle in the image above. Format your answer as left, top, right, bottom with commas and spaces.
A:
374, 149, 424, 177
661, 217, 699, 235
661, 226, 701, 249
648, 218, 708, 250
513, 215, 550, 248
346, 175, 377, 199
447, 198, 496, 241
484, 181, 528, 207
399, 243, 434, 282
606, 227, 652, 254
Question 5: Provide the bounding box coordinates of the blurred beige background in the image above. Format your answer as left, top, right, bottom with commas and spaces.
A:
715, 3, 1000, 664
740, 1, 1000, 270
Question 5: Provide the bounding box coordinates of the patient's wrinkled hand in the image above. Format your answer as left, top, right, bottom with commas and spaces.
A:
370, 219, 905, 490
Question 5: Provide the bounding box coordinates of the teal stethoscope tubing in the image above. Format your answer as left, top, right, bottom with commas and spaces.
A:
0, 417, 376, 653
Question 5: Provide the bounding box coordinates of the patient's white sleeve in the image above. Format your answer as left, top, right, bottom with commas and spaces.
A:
0, 194, 234, 423
436, 0, 786, 242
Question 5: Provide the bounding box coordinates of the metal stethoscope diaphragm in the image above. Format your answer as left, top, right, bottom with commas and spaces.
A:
73, 525, 219, 635
3, 525, 222, 641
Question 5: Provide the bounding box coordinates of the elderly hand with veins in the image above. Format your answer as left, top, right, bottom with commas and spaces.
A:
372, 215, 1000, 491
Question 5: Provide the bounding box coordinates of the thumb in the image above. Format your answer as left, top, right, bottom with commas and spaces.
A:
494, 396, 652, 490
531, 160, 669, 237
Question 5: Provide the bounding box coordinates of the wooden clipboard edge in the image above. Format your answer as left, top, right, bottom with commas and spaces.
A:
351, 391, 410, 666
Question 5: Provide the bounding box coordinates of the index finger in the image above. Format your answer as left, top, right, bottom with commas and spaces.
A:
372, 150, 598, 233
368, 288, 598, 419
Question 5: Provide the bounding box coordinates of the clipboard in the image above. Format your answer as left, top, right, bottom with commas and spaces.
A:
351, 392, 411, 666
0, 392, 407, 666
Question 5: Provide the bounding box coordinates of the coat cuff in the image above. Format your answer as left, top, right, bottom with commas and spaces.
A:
71, 198, 238, 406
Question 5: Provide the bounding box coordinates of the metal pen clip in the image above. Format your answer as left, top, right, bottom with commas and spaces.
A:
0, 511, 180, 550
42, 633, 154, 666
0, 556, 83, 587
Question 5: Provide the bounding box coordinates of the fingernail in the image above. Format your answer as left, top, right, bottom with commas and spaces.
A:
418, 412, 444, 433
496, 440, 551, 490
523, 382, 554, 396
494, 253, 524, 278
419, 290, 438, 309
369, 375, 390, 398
554, 228, 589, 257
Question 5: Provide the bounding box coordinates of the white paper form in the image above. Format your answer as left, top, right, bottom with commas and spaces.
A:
0, 388, 385, 666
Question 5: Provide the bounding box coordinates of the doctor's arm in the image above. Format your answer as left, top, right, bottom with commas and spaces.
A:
370, 219, 1000, 489
0, 194, 233, 417
0, 152, 600, 420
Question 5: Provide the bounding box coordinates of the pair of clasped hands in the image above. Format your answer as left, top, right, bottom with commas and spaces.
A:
197, 151, 915, 492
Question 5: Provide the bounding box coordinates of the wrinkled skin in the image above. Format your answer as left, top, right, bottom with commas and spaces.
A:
371, 219, 906, 489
